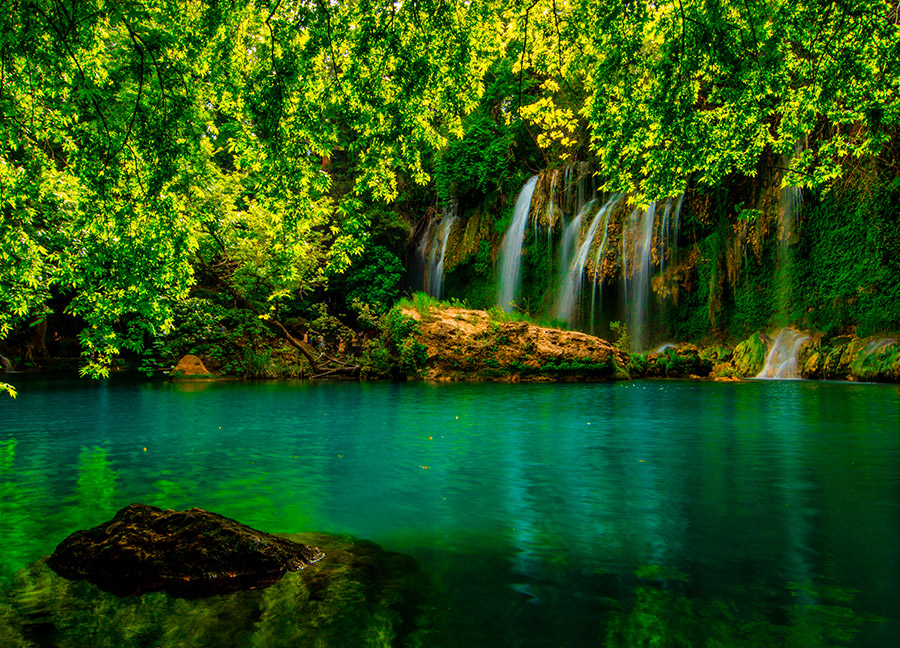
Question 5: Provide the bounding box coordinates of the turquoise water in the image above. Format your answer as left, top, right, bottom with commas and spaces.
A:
1, 376, 899, 646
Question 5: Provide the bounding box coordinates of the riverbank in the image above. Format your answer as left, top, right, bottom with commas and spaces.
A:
3, 304, 898, 386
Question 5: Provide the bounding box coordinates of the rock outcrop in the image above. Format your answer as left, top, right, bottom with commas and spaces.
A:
46, 504, 324, 598
6, 527, 431, 647
171, 354, 214, 378
402, 307, 631, 381
803, 335, 900, 382
642, 344, 716, 378
708, 330, 900, 382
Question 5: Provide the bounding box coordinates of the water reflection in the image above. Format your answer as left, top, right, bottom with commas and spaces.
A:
0, 378, 898, 646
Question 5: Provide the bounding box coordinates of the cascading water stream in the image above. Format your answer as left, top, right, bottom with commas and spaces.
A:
755, 328, 810, 379
665, 194, 685, 276
497, 175, 539, 311
555, 195, 620, 323
558, 199, 595, 283
412, 218, 435, 293
624, 202, 657, 351
775, 186, 803, 324
429, 205, 458, 300
589, 207, 614, 334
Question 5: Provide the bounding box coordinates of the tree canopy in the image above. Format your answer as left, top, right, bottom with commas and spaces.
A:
1, 0, 897, 376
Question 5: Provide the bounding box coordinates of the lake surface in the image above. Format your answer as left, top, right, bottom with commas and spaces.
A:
1, 376, 899, 646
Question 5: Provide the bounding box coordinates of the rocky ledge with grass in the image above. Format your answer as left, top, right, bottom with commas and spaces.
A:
400, 306, 633, 381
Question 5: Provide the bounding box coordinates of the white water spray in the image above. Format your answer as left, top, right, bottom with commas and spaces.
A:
756, 328, 810, 380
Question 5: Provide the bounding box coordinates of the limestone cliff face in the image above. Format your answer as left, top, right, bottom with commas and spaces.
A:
402, 307, 631, 381
414, 159, 900, 351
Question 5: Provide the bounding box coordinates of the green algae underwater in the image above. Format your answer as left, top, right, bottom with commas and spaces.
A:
1, 376, 898, 647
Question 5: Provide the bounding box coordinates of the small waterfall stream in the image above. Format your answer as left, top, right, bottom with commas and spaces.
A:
411, 218, 435, 293
623, 202, 657, 351
557, 199, 595, 290
497, 175, 539, 311
775, 186, 803, 323
428, 204, 458, 300
756, 329, 810, 379
589, 208, 613, 334
556, 195, 620, 323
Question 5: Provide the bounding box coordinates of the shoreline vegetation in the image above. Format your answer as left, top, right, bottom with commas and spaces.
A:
3, 294, 898, 385
1, 2, 898, 391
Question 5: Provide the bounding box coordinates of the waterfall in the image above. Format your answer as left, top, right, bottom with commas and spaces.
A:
558, 199, 595, 284
556, 195, 620, 323
775, 186, 803, 324
0, 354, 10, 373
497, 175, 539, 311
670, 194, 685, 268
659, 194, 684, 277
428, 204, 458, 300
411, 218, 435, 293
623, 201, 657, 352
780, 186, 803, 244
589, 204, 614, 334
756, 328, 810, 379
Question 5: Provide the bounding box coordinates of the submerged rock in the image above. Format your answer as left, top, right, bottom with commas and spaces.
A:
46, 504, 324, 598
5, 529, 432, 648
404, 306, 631, 381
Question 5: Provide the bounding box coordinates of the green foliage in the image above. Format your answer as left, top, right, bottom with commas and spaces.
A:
435, 111, 514, 203
0, 0, 496, 376
343, 246, 404, 314
309, 306, 355, 350
0, 384, 15, 399
359, 338, 395, 378
628, 353, 648, 377
382, 306, 429, 376
396, 292, 442, 322
241, 347, 275, 379
610, 321, 630, 352
794, 181, 900, 337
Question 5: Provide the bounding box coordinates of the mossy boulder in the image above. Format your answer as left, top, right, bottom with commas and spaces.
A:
804, 335, 899, 382
644, 344, 714, 378
3, 519, 432, 647
714, 332, 770, 378
47, 504, 324, 598
848, 338, 900, 381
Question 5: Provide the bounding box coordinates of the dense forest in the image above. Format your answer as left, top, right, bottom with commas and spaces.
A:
2, 0, 899, 390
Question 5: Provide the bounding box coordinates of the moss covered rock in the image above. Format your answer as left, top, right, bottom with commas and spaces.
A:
644, 344, 714, 378
46, 504, 325, 598
713, 332, 770, 378
848, 338, 900, 382
2, 531, 431, 647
